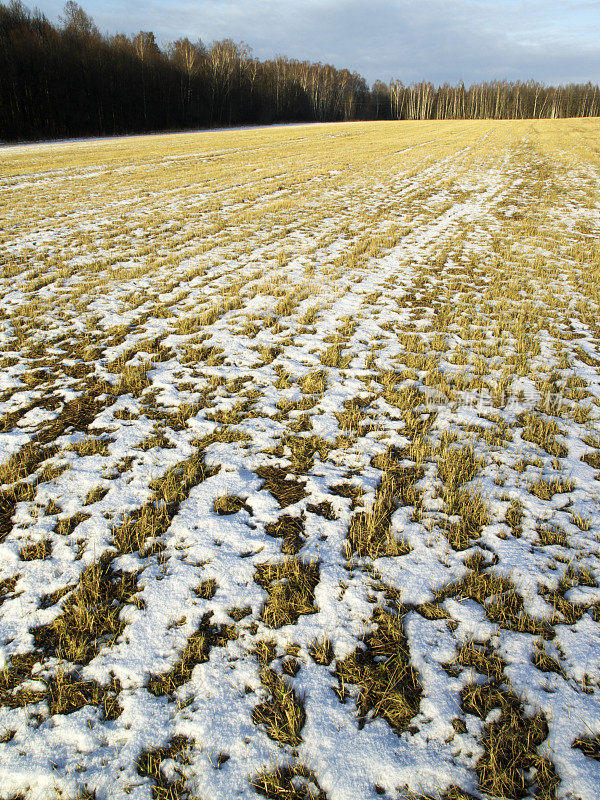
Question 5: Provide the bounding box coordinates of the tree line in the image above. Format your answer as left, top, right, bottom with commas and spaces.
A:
1, 0, 598, 142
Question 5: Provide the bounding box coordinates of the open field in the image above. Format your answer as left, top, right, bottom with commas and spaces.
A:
1, 119, 600, 800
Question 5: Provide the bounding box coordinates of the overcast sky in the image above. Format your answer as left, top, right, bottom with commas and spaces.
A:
36, 0, 600, 85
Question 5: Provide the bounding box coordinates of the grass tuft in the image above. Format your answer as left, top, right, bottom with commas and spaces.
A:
148, 613, 236, 696
257, 467, 308, 507
336, 606, 422, 733
256, 558, 320, 629
252, 763, 326, 799
138, 736, 196, 800
33, 556, 140, 664
252, 668, 306, 745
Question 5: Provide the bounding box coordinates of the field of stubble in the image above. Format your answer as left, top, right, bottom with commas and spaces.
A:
1, 119, 600, 800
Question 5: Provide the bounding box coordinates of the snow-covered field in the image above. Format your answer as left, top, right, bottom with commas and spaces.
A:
1, 119, 599, 800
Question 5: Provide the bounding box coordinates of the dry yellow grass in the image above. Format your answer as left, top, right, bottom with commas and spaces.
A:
0, 118, 599, 800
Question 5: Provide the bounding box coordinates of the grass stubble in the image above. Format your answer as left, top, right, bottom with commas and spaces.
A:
0, 118, 599, 799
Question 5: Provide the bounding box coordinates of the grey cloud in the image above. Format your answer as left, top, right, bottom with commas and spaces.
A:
37, 0, 600, 85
